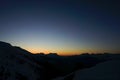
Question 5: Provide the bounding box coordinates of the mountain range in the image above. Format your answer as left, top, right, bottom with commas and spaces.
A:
0, 41, 120, 80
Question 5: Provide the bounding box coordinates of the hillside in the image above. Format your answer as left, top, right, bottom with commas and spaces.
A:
0, 41, 120, 80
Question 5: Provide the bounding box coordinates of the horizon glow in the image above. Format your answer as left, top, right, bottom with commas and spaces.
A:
0, 1, 120, 55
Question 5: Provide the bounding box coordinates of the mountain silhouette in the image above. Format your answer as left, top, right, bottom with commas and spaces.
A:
0, 41, 120, 80
0, 41, 45, 80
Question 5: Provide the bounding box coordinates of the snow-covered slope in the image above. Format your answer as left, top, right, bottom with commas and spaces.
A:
0, 41, 45, 80
74, 60, 120, 80
54, 60, 120, 80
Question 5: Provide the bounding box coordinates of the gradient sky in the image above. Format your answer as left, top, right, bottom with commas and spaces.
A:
0, 0, 120, 55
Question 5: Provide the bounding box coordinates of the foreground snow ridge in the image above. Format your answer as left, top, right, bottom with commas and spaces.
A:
74, 60, 120, 80
54, 60, 120, 80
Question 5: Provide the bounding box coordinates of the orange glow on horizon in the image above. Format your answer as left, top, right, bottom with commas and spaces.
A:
24, 48, 91, 55
22, 47, 120, 56
22, 47, 81, 55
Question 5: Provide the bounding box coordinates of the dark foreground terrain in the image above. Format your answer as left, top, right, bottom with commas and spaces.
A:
0, 41, 120, 80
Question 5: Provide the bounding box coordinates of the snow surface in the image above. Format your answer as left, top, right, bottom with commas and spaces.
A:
54, 60, 120, 80
74, 60, 120, 80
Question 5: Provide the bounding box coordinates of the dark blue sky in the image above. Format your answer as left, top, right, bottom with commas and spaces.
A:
0, 0, 120, 55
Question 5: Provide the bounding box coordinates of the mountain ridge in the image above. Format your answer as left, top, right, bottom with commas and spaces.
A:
0, 41, 120, 80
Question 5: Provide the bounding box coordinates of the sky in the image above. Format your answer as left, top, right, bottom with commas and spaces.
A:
0, 0, 120, 55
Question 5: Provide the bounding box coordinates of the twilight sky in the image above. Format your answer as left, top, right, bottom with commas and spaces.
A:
0, 0, 120, 55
